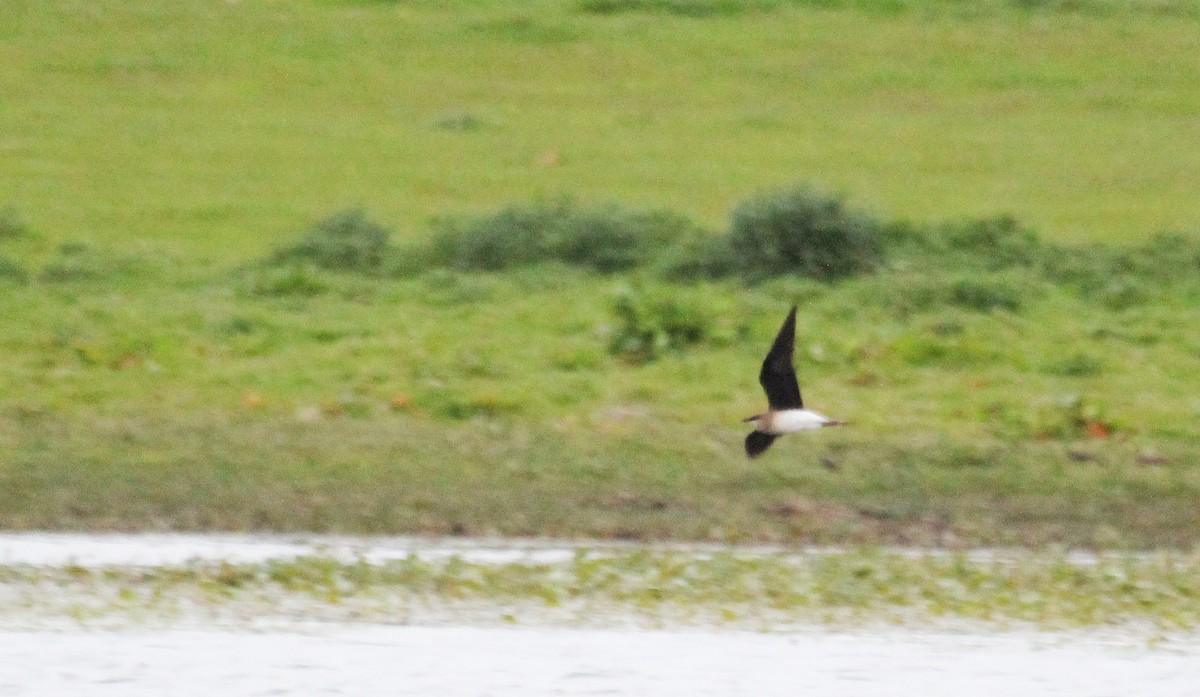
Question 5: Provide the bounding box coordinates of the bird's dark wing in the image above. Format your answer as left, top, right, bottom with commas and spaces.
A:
758, 306, 803, 410
744, 431, 778, 458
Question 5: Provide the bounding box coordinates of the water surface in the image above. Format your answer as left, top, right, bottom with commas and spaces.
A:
3, 624, 1197, 697
1, 533, 1197, 695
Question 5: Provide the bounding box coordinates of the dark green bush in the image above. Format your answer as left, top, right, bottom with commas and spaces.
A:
606, 283, 744, 363
245, 264, 331, 298
1038, 242, 1114, 293
1044, 352, 1104, 378
941, 216, 1043, 269
38, 243, 151, 284
886, 218, 1200, 308
1095, 279, 1151, 310
1111, 232, 1200, 284
889, 216, 1043, 271
1040, 231, 1200, 305
271, 208, 393, 273
652, 230, 740, 281
555, 209, 693, 272
0, 256, 27, 283
578, 0, 773, 17
430, 204, 551, 271
429, 199, 701, 273
0, 207, 28, 239
430, 110, 488, 132
726, 186, 884, 282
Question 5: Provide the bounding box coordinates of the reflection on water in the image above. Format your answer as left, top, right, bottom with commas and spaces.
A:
0, 531, 1120, 568
2, 624, 1197, 697
0, 531, 582, 567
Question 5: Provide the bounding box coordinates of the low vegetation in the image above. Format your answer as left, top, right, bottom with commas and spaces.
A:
427, 199, 703, 274
6, 549, 1200, 630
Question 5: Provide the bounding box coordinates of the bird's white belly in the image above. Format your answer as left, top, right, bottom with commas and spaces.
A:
768, 409, 829, 434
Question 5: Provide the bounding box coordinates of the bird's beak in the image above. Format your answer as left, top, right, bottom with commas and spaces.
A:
822, 420, 848, 427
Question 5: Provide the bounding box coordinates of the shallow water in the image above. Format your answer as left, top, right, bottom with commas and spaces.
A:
0, 531, 1117, 568
0, 531, 580, 567
2, 624, 1197, 697
1, 533, 1197, 695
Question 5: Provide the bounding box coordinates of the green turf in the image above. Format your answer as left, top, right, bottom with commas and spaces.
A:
1, 0, 1199, 548
3, 0, 1200, 258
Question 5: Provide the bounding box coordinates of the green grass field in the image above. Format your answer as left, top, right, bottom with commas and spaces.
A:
4, 0, 1200, 252
2, 0, 1199, 549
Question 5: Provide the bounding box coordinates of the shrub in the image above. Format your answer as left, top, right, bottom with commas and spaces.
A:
430, 203, 553, 271
38, 243, 151, 284
890, 216, 1043, 272
884, 217, 1200, 308
430, 110, 488, 132
578, 0, 772, 17
654, 231, 741, 281
1112, 232, 1200, 284
0, 256, 26, 283
941, 216, 1043, 270
555, 209, 692, 272
0, 207, 28, 239
429, 199, 701, 273
1040, 231, 1200, 305
270, 208, 393, 273
606, 283, 743, 363
245, 264, 331, 298
726, 186, 884, 282
1094, 279, 1151, 310
1038, 242, 1119, 295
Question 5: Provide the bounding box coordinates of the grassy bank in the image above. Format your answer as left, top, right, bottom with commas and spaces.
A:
6, 548, 1200, 630
2, 1, 1199, 548
2, 208, 1198, 547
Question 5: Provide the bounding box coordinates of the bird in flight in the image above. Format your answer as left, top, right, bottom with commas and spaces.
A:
743, 306, 844, 458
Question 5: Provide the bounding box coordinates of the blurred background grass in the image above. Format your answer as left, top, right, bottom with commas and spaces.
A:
3, 0, 1199, 259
